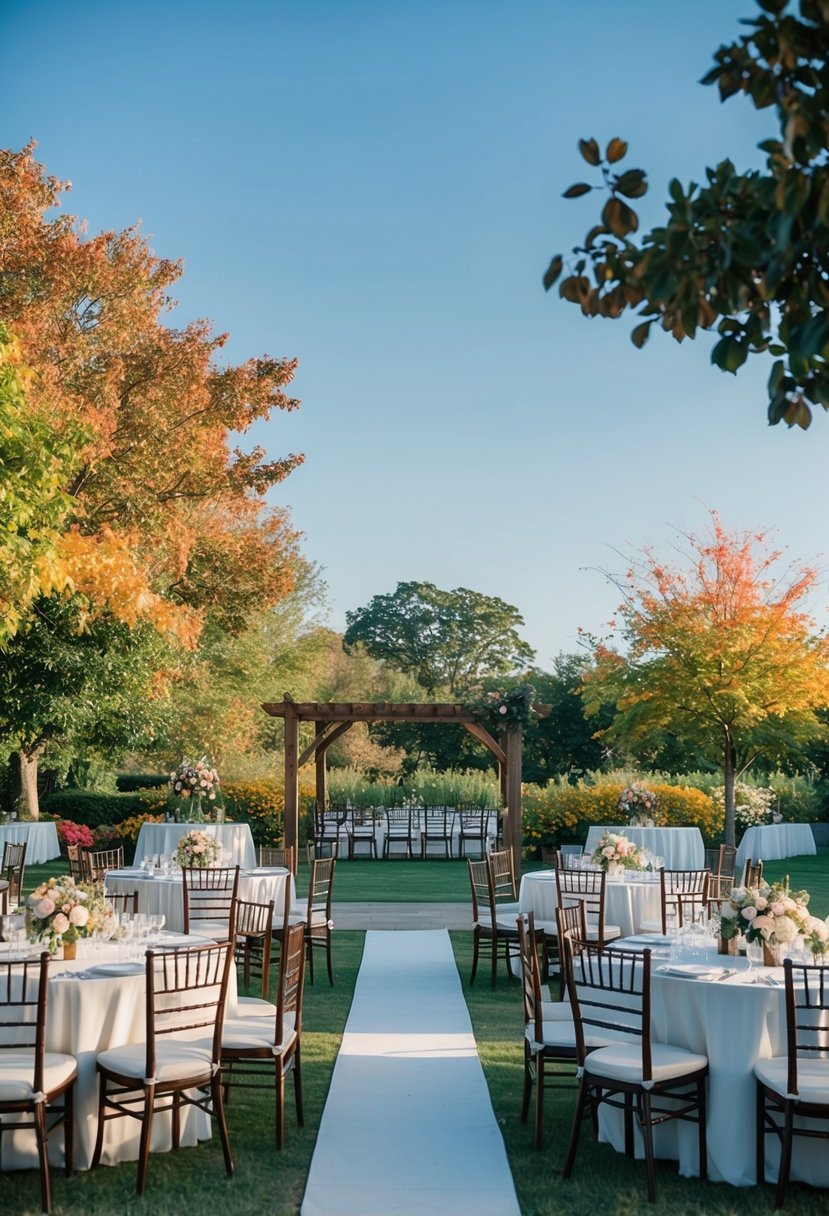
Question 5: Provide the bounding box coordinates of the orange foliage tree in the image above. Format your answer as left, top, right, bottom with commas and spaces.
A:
0, 143, 305, 810
580, 512, 829, 845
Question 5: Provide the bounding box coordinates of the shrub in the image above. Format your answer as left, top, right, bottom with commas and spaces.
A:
521, 776, 721, 852
57, 819, 95, 849
41, 789, 168, 829
116, 773, 169, 792
221, 779, 316, 847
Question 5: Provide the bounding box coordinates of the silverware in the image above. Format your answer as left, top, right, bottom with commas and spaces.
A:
716, 968, 735, 981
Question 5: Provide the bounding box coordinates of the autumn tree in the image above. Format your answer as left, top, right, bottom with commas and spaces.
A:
580, 512, 829, 845
544, 0, 829, 429
0, 143, 305, 806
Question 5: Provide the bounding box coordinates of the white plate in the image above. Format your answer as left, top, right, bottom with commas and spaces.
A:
86, 962, 145, 977
656, 964, 719, 979
155, 933, 215, 948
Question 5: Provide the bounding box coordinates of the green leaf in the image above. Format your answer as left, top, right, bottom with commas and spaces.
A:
668, 178, 685, 204
789, 313, 829, 360
578, 138, 601, 166
605, 138, 628, 164
711, 336, 748, 374
767, 360, 786, 397
562, 182, 593, 199
542, 255, 564, 292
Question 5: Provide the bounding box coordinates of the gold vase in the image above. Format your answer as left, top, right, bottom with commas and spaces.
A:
718, 935, 737, 956
62, 939, 77, 961
763, 941, 779, 967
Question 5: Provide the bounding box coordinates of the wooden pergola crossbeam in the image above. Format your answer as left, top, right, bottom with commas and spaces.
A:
262, 695, 551, 877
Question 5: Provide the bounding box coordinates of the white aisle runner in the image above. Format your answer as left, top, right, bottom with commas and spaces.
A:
301, 929, 520, 1216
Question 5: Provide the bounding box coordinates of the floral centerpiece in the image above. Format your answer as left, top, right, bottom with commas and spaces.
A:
169, 756, 223, 823
590, 830, 646, 873
174, 829, 222, 869
618, 783, 657, 828
719, 877, 816, 961
465, 684, 539, 734
26, 875, 110, 956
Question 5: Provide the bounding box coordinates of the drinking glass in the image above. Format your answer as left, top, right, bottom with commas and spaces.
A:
745, 939, 765, 973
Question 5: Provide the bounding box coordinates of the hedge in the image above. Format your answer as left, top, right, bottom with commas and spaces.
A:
115, 773, 169, 792
521, 779, 722, 851
222, 779, 316, 848
41, 789, 169, 829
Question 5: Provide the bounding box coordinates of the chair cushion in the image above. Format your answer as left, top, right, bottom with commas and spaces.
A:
221, 1013, 296, 1054
585, 922, 622, 941
235, 996, 278, 1018
97, 1039, 215, 1084
540, 999, 573, 1022
188, 921, 232, 940
755, 1055, 829, 1102
637, 919, 664, 933
0, 1051, 77, 1102
475, 913, 519, 934
584, 1040, 708, 1086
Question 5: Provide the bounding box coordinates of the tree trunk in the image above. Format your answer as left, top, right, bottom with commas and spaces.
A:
16, 749, 43, 819
722, 732, 736, 848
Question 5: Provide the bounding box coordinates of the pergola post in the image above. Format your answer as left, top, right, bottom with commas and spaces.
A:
283, 698, 299, 857
315, 720, 327, 810
505, 728, 523, 881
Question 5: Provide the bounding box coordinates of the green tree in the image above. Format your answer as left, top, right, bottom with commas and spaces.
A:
521, 656, 613, 785
343, 581, 535, 697
580, 512, 829, 845
544, 0, 829, 429
0, 596, 174, 816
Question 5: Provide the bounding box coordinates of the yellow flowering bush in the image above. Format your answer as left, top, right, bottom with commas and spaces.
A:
222, 778, 316, 846
522, 778, 721, 852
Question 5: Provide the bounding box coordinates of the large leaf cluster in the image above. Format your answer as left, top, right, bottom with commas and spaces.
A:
544, 0, 829, 428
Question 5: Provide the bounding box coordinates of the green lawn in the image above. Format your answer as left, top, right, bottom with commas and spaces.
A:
8, 851, 828, 1214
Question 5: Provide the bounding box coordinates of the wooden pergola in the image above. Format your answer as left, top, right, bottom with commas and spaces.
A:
261, 695, 551, 876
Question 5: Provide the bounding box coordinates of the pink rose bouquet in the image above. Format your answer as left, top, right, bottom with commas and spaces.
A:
590, 830, 646, 871
25, 875, 109, 953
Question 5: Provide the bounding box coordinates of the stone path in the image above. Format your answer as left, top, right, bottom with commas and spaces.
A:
330, 901, 469, 930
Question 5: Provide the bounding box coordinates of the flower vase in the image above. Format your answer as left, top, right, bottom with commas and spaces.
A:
763, 941, 781, 967
62, 940, 77, 961
717, 935, 737, 956
188, 793, 204, 823
607, 862, 624, 879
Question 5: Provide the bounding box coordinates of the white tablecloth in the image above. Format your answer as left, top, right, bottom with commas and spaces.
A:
0, 820, 61, 863
736, 823, 817, 868
519, 871, 663, 939
596, 951, 829, 1188
133, 822, 256, 868
584, 826, 705, 870
105, 867, 294, 933
3, 941, 236, 1171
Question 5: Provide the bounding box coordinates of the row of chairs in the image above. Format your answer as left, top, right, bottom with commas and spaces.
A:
66, 844, 124, 883
313, 804, 500, 860
0, 852, 336, 1210
517, 905, 829, 1207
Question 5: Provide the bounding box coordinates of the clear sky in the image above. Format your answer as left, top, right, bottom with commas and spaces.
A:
4, 0, 828, 668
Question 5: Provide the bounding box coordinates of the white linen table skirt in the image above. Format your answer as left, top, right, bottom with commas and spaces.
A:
735, 823, 816, 868
133, 821, 256, 868
105, 867, 294, 933
596, 952, 829, 1188
0, 940, 236, 1171
0, 820, 60, 863
584, 825, 705, 870
519, 871, 663, 939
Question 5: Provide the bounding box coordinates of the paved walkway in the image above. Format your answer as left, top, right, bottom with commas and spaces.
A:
331, 901, 469, 930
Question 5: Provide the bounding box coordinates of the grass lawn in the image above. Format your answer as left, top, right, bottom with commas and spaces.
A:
8, 850, 828, 1213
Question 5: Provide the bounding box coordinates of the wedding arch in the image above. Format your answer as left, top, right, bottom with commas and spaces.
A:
261, 695, 551, 876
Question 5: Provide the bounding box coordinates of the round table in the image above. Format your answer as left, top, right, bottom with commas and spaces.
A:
0, 820, 61, 864
584, 825, 705, 870
133, 821, 256, 869
595, 950, 829, 1188
735, 823, 816, 868
1, 940, 234, 1171
105, 867, 294, 933
519, 869, 663, 939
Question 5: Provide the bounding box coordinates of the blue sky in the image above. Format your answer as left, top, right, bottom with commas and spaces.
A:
4, 0, 828, 667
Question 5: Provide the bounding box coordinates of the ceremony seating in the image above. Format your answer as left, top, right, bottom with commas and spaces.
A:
383, 806, 415, 859
468, 858, 520, 987
457, 805, 490, 859
420, 807, 455, 859
347, 807, 379, 859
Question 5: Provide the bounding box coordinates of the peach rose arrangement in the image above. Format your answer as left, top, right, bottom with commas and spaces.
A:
590, 830, 646, 872
719, 877, 820, 954
174, 829, 222, 869
26, 875, 110, 953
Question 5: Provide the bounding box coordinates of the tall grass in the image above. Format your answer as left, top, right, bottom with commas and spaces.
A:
327, 765, 500, 808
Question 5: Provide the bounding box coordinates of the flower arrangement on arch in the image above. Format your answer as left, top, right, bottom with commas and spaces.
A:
719, 878, 814, 953
26, 875, 110, 953
174, 829, 222, 869
618, 783, 657, 827
465, 684, 539, 734
590, 830, 646, 872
